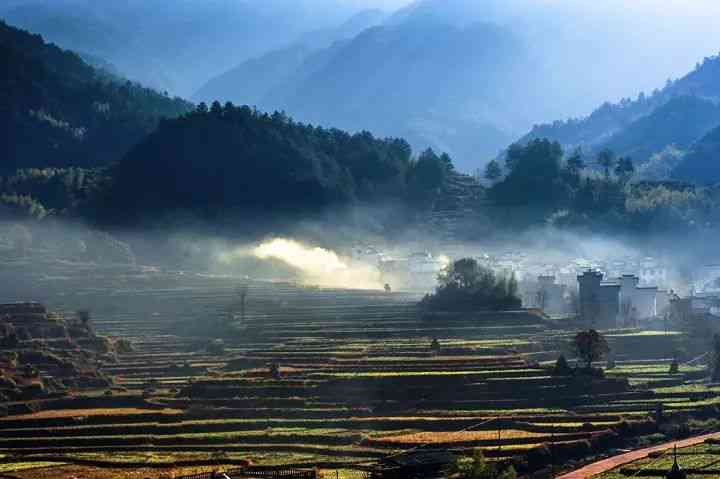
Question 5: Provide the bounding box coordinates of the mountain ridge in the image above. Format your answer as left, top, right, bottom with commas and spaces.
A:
0, 20, 192, 173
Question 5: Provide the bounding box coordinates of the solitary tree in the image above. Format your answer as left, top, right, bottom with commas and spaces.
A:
484, 160, 502, 183
614, 157, 635, 184
552, 355, 573, 376
237, 284, 248, 324
566, 147, 585, 174
597, 149, 616, 181
573, 329, 610, 370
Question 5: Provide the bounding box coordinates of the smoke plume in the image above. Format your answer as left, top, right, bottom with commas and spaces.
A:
234, 238, 383, 289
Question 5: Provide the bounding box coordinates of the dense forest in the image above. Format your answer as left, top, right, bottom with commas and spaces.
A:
96, 102, 455, 231
0, 21, 192, 174
518, 54, 720, 182
0, 168, 105, 219
0, 17, 458, 233
3, 18, 720, 244
485, 139, 720, 234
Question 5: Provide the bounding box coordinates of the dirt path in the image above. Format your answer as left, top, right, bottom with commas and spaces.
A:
555, 431, 720, 478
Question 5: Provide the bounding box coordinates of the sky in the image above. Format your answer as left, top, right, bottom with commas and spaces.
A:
364, 0, 720, 115
339, 0, 412, 8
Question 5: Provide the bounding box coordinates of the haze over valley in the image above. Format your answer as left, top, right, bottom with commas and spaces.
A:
5, 2, 720, 479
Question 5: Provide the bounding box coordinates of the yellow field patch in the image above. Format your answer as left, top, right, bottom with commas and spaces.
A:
0, 407, 183, 421
374, 429, 549, 444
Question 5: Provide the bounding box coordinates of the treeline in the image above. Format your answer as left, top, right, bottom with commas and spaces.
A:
484, 139, 720, 233
0, 168, 106, 219
96, 102, 455, 229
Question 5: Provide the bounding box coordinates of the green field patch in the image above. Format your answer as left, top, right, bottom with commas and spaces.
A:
594, 443, 720, 478
0, 460, 66, 473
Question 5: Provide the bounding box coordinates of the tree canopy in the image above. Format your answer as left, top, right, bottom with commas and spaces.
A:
0, 20, 192, 174
421, 258, 521, 312
98, 103, 453, 230
572, 329, 610, 369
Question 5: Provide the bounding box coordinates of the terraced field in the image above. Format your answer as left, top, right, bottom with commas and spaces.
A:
1, 265, 718, 477
594, 442, 720, 478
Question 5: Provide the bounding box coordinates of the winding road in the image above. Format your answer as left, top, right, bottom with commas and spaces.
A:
556, 431, 720, 478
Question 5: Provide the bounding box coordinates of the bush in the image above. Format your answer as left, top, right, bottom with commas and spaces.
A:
552, 355, 573, 376
421, 258, 521, 312
572, 330, 610, 369
446, 450, 517, 479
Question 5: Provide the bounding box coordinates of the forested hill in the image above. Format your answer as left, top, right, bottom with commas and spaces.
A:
0, 21, 192, 174
97, 103, 456, 230
673, 125, 720, 182
517, 55, 720, 180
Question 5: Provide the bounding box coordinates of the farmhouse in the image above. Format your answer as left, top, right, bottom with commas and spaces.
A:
618, 274, 658, 320
577, 270, 620, 328
577, 272, 665, 327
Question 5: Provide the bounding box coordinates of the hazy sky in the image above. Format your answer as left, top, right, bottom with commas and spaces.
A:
340, 0, 412, 8
355, 0, 720, 116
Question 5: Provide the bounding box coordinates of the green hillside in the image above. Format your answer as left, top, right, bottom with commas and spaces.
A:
0, 21, 192, 174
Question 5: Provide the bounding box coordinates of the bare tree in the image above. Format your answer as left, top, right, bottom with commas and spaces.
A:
573, 329, 610, 370
225, 284, 249, 326
568, 290, 580, 320
237, 284, 248, 325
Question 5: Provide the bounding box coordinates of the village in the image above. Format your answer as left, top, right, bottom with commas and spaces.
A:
355, 243, 720, 334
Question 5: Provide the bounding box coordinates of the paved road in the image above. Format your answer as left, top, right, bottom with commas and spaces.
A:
555, 431, 720, 478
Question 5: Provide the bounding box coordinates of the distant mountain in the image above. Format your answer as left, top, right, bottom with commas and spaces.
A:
193, 9, 386, 108
294, 8, 387, 50
195, 17, 530, 171
602, 96, 720, 162
0, 0, 359, 96
0, 21, 192, 173
199, 0, 720, 172
516, 55, 720, 179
